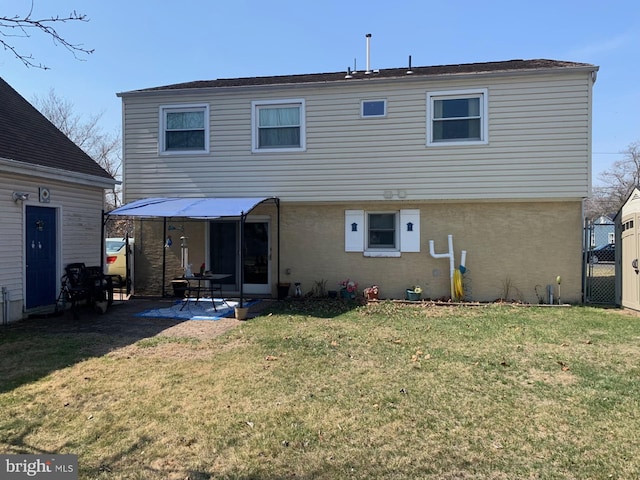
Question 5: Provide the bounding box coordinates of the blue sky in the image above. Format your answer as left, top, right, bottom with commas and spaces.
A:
2, 0, 639, 183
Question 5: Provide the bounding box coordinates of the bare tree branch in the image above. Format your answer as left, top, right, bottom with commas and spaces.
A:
585, 142, 640, 220
1, 1, 93, 69
32, 89, 122, 210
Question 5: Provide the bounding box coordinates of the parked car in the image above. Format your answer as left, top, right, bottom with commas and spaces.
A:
105, 238, 134, 284
586, 243, 615, 263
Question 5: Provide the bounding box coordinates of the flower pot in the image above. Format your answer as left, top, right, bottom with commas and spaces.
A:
171, 279, 188, 298
340, 288, 355, 299
235, 306, 249, 320
364, 286, 379, 300
406, 290, 422, 301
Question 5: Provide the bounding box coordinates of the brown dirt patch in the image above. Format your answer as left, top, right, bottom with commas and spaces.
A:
13, 297, 270, 358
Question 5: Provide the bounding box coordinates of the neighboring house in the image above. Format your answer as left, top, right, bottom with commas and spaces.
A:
116, 58, 598, 304
590, 215, 615, 248
0, 78, 117, 322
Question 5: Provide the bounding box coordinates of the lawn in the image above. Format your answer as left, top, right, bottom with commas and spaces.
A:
1, 300, 639, 479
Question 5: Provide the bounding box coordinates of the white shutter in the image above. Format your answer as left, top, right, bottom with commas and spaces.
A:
345, 210, 364, 252
400, 209, 420, 252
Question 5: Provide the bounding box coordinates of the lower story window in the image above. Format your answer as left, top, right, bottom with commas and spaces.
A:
345, 209, 420, 256
368, 213, 397, 249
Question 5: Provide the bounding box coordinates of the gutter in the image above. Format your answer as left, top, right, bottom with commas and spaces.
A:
0, 157, 118, 189
117, 65, 600, 99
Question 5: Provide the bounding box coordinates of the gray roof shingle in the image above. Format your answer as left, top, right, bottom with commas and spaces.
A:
123, 59, 597, 94
0, 77, 114, 180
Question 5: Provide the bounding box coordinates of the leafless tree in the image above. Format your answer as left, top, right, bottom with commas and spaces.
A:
1, 2, 93, 69
585, 142, 640, 220
32, 89, 122, 210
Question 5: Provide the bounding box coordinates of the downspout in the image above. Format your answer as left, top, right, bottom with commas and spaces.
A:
429, 234, 455, 301
2, 286, 8, 326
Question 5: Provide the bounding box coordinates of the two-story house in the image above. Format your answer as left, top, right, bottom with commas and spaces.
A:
116, 58, 598, 304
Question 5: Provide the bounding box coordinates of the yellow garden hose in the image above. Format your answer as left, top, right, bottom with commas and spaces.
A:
453, 269, 464, 301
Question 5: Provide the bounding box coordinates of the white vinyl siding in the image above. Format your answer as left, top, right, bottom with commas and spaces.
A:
120, 69, 593, 202
0, 171, 105, 317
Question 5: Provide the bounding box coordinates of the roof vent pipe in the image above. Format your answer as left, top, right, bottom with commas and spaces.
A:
407, 55, 413, 75
365, 33, 372, 74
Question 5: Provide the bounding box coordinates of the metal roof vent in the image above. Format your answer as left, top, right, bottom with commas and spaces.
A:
365, 33, 372, 74
407, 55, 414, 75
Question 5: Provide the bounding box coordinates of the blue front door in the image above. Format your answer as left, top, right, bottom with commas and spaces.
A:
26, 206, 57, 309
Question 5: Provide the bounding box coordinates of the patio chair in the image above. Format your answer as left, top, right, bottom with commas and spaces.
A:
55, 263, 113, 318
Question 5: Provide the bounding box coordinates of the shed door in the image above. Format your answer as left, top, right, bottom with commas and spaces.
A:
621, 215, 640, 310
25, 206, 57, 309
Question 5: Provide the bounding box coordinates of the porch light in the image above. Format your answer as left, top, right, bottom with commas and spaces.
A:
12, 192, 29, 202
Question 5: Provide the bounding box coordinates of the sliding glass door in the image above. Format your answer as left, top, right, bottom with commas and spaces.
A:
209, 219, 270, 294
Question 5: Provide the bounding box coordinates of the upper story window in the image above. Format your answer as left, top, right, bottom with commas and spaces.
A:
160, 104, 209, 154
252, 99, 306, 152
362, 99, 386, 118
427, 89, 488, 146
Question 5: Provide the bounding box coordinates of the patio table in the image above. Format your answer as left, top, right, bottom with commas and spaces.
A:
180, 274, 231, 311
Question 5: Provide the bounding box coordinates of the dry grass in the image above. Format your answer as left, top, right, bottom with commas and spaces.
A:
1, 300, 640, 479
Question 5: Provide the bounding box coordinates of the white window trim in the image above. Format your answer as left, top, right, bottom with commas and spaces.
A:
426, 88, 488, 147
159, 104, 210, 155
365, 211, 400, 256
361, 99, 387, 118
251, 98, 306, 153
345, 209, 420, 257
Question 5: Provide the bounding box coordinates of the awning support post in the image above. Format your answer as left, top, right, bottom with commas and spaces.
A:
239, 211, 245, 308
162, 217, 167, 297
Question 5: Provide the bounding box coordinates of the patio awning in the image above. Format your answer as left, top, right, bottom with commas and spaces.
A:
104, 196, 280, 306
107, 196, 277, 219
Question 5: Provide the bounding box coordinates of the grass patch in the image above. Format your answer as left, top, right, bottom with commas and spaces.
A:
1, 301, 639, 479
136, 336, 201, 348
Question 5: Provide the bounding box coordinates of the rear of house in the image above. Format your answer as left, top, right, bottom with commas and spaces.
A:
117, 59, 597, 304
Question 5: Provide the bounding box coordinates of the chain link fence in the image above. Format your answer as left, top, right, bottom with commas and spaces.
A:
583, 220, 616, 305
